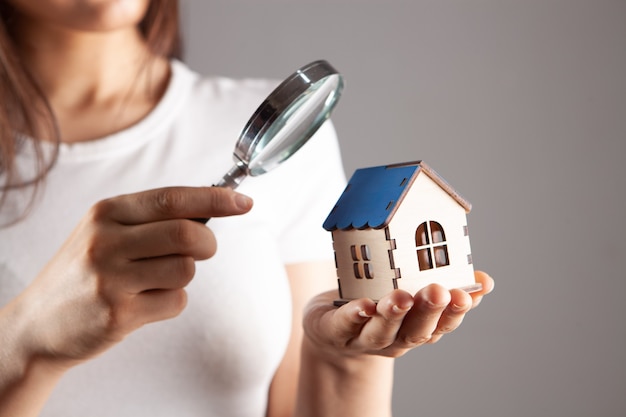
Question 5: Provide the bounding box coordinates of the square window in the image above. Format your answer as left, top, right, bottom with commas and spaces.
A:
350, 245, 359, 261
433, 246, 449, 267
360, 245, 371, 261
417, 249, 433, 270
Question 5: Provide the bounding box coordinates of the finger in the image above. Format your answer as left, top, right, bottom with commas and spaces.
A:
395, 284, 451, 348
129, 288, 189, 327
470, 270, 495, 309
116, 255, 196, 294
116, 219, 217, 260
352, 290, 414, 351
95, 187, 253, 225
430, 288, 472, 341
311, 297, 377, 348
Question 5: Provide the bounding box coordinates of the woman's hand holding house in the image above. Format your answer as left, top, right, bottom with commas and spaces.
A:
302, 270, 494, 359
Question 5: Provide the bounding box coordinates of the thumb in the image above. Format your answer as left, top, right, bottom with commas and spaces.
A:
101, 186, 253, 225
191, 187, 253, 223
204, 186, 254, 217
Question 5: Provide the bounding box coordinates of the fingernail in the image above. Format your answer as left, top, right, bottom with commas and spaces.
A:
358, 309, 372, 318
392, 304, 411, 314
235, 193, 253, 210
450, 303, 464, 313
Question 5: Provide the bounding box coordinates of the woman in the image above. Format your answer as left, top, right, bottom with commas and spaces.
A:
0, 1, 494, 416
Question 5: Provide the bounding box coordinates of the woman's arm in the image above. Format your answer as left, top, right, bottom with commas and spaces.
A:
0, 298, 68, 417
0, 186, 253, 417
268, 261, 494, 417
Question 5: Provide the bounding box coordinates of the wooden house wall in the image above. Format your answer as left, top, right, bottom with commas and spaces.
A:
387, 173, 475, 294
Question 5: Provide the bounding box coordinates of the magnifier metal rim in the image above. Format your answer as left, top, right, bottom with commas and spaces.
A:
234, 59, 342, 168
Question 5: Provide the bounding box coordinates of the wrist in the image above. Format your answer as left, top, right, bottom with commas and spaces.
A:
301, 333, 392, 373
297, 336, 394, 417
0, 298, 69, 417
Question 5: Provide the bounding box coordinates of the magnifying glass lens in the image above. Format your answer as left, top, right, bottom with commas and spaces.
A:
214, 60, 343, 192
248, 74, 343, 176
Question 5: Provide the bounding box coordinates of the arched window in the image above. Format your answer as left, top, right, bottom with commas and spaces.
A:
415, 221, 449, 271
350, 244, 374, 279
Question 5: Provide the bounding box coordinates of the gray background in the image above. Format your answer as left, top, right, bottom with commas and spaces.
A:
181, 1, 626, 416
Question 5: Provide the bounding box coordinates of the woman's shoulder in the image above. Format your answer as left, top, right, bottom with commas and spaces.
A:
173, 60, 278, 109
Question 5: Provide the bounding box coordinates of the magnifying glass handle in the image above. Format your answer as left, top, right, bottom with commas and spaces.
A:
214, 162, 248, 189
190, 163, 249, 224
190, 186, 220, 223
191, 217, 210, 224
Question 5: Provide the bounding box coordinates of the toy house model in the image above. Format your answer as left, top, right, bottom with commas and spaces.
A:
323, 161, 481, 304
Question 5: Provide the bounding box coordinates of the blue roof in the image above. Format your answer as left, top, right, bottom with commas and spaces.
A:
323, 163, 420, 230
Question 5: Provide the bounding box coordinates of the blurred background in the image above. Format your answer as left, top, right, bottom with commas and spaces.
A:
181, 1, 626, 416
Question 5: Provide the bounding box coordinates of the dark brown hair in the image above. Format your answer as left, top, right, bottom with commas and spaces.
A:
0, 0, 182, 220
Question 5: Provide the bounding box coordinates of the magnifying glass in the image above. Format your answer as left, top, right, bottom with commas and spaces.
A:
195, 60, 344, 223
218, 59, 343, 188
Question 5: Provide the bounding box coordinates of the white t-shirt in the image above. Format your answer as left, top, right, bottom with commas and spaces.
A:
0, 61, 346, 416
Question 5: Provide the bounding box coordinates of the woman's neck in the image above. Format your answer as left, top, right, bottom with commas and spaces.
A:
14, 20, 170, 143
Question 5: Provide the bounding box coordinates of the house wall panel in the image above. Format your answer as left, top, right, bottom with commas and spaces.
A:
332, 228, 397, 300
388, 174, 475, 294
